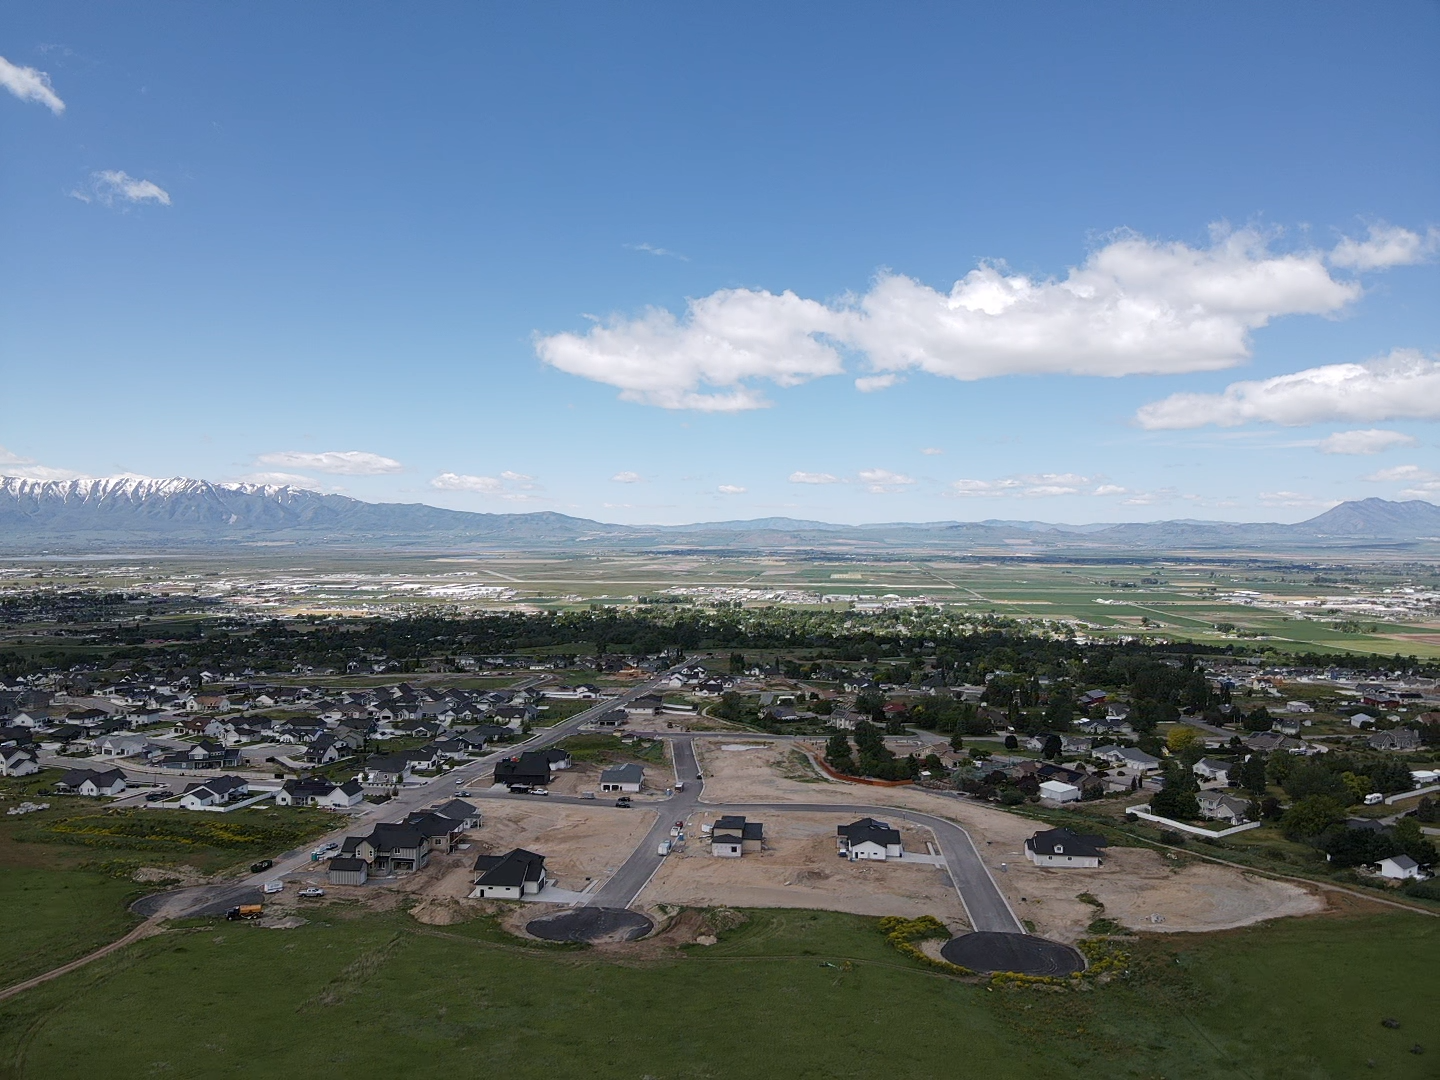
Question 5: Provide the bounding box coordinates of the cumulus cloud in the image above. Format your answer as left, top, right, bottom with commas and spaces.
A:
717, 484, 746, 494
1136, 349, 1440, 429
0, 444, 86, 481
1317, 429, 1417, 455
611, 471, 643, 483
1330, 223, 1439, 270
257, 450, 403, 475
536, 225, 1369, 410
0, 55, 65, 114
856, 468, 916, 494
72, 170, 172, 207
429, 472, 541, 501
948, 473, 1126, 499
789, 471, 841, 484
1363, 464, 1440, 499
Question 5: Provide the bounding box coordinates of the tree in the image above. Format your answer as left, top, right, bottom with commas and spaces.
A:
1151, 786, 1199, 820
1281, 795, 1346, 841
1003, 734, 1018, 750
948, 732, 964, 752
825, 731, 855, 774
1283, 762, 1349, 802
1166, 726, 1200, 755
1322, 826, 1399, 868
1042, 734, 1062, 760
1237, 753, 1268, 797
1242, 706, 1273, 733
1393, 816, 1439, 866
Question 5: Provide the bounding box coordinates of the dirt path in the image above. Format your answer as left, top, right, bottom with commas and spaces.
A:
0, 917, 166, 1003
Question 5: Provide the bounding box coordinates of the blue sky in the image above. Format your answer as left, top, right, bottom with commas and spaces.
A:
2, 2, 1437, 525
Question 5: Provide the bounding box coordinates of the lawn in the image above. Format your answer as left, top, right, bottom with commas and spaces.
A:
0, 905, 1434, 1079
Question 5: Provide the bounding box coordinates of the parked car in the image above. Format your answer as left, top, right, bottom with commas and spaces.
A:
250, 859, 274, 874
263, 880, 284, 895
615, 796, 632, 808
298, 887, 325, 898
507, 784, 532, 794
145, 790, 170, 802
530, 787, 549, 796
580, 791, 596, 799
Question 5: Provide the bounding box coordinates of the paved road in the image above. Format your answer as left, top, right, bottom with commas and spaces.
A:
584, 736, 704, 909
136, 669, 684, 919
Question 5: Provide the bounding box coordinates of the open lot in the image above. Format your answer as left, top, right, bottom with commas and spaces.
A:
693, 739, 1329, 938
640, 810, 965, 922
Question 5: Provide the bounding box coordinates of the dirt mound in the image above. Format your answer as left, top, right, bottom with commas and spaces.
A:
409, 897, 468, 925
133, 865, 209, 887
788, 869, 830, 885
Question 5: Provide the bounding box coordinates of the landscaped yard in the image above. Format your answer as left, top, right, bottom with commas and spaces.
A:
0, 904, 1434, 1079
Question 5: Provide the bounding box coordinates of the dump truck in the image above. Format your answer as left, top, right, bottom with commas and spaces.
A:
226, 904, 263, 921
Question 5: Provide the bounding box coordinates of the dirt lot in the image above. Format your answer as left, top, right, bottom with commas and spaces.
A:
693, 739, 1325, 939
638, 809, 967, 924
461, 800, 656, 892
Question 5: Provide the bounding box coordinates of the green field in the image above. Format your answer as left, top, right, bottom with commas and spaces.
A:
0, 904, 1434, 1079
0, 868, 144, 988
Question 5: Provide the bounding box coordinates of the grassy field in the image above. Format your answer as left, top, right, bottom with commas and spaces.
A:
0, 904, 1434, 1079
0, 868, 144, 988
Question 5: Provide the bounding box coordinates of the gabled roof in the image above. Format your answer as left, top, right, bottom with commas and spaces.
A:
838, 817, 901, 848
435, 799, 479, 821
473, 847, 546, 888
599, 762, 645, 784
1025, 827, 1107, 859
1383, 854, 1419, 870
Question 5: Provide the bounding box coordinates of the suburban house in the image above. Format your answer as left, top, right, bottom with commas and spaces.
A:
1038, 779, 1081, 803
593, 709, 629, 730
1196, 790, 1250, 825
95, 733, 153, 759
401, 811, 466, 854
599, 763, 645, 793
537, 747, 571, 771
0, 747, 39, 777
711, 815, 764, 857
493, 752, 553, 789
433, 798, 482, 829
1285, 700, 1315, 713
472, 848, 548, 899
1348, 713, 1377, 729
1095, 746, 1161, 773
624, 694, 665, 718
1192, 758, 1233, 785
1369, 729, 1422, 752
836, 817, 904, 860
352, 822, 430, 873
178, 774, 250, 810
304, 733, 344, 765
56, 767, 128, 797
327, 857, 369, 886
363, 754, 414, 786
1023, 827, 1107, 868
1377, 854, 1425, 880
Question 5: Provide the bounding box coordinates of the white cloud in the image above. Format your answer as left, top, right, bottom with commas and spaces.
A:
1363, 464, 1440, 498
536, 225, 1365, 409
625, 242, 689, 261
920, 447, 944, 455
0, 444, 86, 481
1136, 349, 1440, 429
611, 471, 643, 483
0, 55, 65, 114
1330, 223, 1439, 270
73, 170, 172, 207
854, 373, 900, 393
857, 468, 916, 494
789, 471, 841, 485
500, 470, 533, 482
1317, 429, 1417, 455
947, 472, 1125, 499
257, 450, 403, 475
717, 484, 746, 495
1259, 490, 1338, 510
429, 472, 540, 501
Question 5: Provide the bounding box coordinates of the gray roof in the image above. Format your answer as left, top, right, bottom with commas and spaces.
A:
600, 762, 645, 784
838, 817, 901, 848
474, 848, 546, 888
1026, 827, 1108, 859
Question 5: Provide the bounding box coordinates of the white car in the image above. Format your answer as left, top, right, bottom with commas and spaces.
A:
298, 887, 325, 898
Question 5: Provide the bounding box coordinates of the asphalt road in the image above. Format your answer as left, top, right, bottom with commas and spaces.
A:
584, 736, 703, 909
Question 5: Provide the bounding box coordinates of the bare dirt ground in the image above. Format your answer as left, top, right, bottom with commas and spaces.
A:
693, 740, 1324, 939
541, 761, 668, 798
638, 809, 967, 924
454, 800, 655, 892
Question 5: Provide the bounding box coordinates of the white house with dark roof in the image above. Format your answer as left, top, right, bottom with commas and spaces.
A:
0, 747, 39, 777
471, 848, 547, 899
1377, 854, 1425, 880
711, 815, 763, 857
1192, 758, 1233, 784
1023, 827, 1107, 868
836, 817, 903, 860
1196, 790, 1250, 824
599, 762, 644, 793
57, 767, 128, 797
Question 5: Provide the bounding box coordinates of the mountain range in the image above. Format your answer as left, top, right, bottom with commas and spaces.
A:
3, 476, 1440, 556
